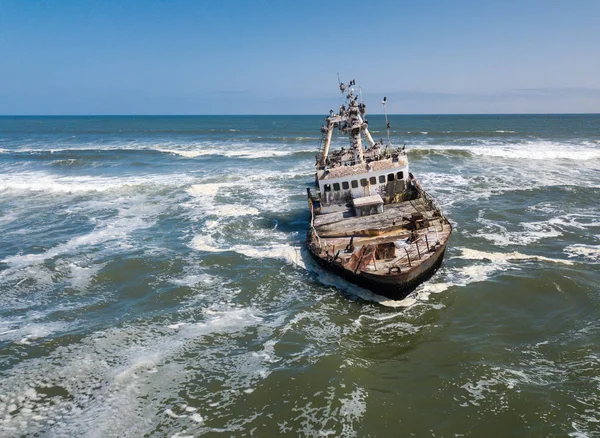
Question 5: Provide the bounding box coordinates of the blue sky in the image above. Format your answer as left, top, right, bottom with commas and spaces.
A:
1, 0, 599, 114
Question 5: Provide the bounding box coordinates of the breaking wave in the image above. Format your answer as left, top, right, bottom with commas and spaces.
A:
409, 141, 600, 162
0, 172, 194, 194
0, 144, 315, 161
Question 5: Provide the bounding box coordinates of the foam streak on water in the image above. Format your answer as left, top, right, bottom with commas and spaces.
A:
1, 115, 599, 437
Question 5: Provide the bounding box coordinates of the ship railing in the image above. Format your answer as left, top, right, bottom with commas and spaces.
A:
392, 241, 421, 269
391, 233, 440, 271
415, 182, 446, 220
307, 193, 322, 250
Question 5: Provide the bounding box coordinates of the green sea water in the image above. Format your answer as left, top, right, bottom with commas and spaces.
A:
0, 114, 599, 437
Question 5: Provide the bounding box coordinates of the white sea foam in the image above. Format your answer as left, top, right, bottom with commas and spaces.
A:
563, 244, 600, 263
186, 182, 231, 198
457, 335, 600, 432
468, 142, 600, 161
189, 237, 306, 269
0, 301, 273, 437
232, 244, 305, 268
354, 316, 422, 339
473, 215, 563, 247
186, 198, 261, 217
195, 307, 262, 332
185, 167, 311, 213
339, 387, 367, 435
546, 213, 600, 231
185, 166, 310, 202
284, 383, 367, 437
352, 287, 419, 308
217, 149, 299, 159
158, 149, 206, 158
190, 413, 204, 423
170, 273, 217, 287
3, 144, 144, 154
2, 140, 315, 159
2, 216, 151, 267
64, 262, 105, 290
456, 247, 574, 266
0, 210, 19, 227
0, 172, 194, 194
0, 173, 124, 193
159, 147, 309, 159
0, 318, 74, 345
425, 262, 499, 296
0, 196, 166, 303
186, 182, 258, 215
411, 141, 600, 162
421, 153, 598, 210
375, 296, 419, 308
189, 234, 228, 253
213, 205, 260, 217
387, 246, 576, 301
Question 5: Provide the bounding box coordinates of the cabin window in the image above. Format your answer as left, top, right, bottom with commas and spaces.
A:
387, 173, 395, 182
333, 182, 340, 191
379, 175, 386, 184
369, 176, 377, 185
342, 181, 349, 190
351, 180, 358, 188
396, 171, 404, 180
360, 178, 368, 187
324, 184, 331, 192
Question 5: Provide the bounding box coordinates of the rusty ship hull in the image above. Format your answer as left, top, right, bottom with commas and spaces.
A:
307, 238, 447, 299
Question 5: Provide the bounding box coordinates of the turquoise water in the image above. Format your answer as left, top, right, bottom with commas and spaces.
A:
1, 115, 599, 436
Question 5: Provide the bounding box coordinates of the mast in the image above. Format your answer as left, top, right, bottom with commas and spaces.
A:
321, 121, 335, 164
382, 96, 391, 146
319, 78, 378, 166
362, 124, 376, 147
348, 97, 364, 163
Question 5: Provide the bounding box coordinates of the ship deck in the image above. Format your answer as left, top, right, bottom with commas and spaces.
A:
312, 197, 452, 275
314, 198, 433, 236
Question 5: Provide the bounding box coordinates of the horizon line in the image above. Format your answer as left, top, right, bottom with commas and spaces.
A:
1, 112, 599, 117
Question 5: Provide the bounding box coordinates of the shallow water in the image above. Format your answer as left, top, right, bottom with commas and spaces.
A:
1, 114, 599, 437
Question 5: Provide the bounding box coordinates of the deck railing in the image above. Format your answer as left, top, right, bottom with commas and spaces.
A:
307, 193, 322, 250
413, 180, 448, 223
391, 230, 442, 271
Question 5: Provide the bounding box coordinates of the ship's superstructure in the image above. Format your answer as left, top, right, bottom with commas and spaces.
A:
306, 79, 452, 299
315, 82, 410, 212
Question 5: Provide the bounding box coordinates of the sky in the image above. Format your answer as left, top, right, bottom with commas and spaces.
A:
1, 0, 599, 115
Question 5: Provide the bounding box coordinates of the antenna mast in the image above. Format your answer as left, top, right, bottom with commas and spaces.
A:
382, 96, 391, 145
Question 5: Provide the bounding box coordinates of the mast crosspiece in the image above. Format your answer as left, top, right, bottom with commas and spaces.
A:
319, 79, 379, 167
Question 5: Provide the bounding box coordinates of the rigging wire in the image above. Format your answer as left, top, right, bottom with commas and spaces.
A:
382, 96, 391, 146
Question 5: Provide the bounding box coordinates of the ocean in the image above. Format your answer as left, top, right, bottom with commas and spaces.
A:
1, 114, 599, 437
